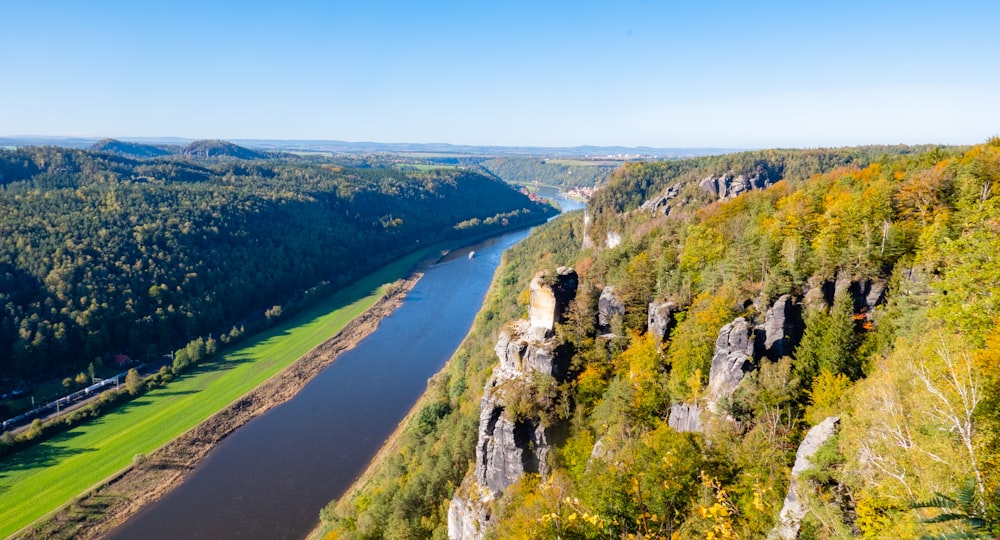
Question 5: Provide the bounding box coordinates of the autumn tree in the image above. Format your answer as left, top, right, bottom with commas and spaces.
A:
125, 368, 143, 395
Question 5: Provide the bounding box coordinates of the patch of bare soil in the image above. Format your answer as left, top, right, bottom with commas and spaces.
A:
16, 270, 425, 540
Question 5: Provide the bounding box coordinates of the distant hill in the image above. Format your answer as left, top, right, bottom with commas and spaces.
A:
0, 136, 738, 160
182, 140, 269, 160
235, 139, 736, 159
91, 138, 177, 158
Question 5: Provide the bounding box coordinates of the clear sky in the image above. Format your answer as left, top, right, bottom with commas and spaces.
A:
2, 0, 998, 148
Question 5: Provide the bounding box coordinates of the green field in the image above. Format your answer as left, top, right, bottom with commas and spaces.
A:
0, 250, 428, 538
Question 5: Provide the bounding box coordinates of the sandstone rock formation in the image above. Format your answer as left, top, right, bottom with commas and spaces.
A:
758, 294, 803, 361
769, 416, 840, 540
639, 184, 681, 215
605, 230, 622, 249
668, 402, 703, 433
448, 268, 578, 539
528, 267, 579, 337
648, 301, 680, 344
582, 210, 595, 249
598, 286, 625, 332
706, 317, 755, 413
805, 272, 888, 316
698, 172, 773, 201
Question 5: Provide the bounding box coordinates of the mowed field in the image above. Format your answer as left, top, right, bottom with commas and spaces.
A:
0, 250, 427, 538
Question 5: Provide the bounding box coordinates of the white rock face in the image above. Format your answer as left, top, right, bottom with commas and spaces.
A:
769, 416, 840, 540
529, 275, 557, 333
605, 230, 622, 248
528, 267, 578, 337
582, 210, 594, 249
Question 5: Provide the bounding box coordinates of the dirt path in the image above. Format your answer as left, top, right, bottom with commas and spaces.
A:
15, 269, 426, 540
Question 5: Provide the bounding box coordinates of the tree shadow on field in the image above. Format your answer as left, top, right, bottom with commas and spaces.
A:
0, 439, 98, 491
147, 390, 199, 398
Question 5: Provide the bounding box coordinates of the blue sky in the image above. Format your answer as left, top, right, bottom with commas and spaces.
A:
2, 0, 998, 148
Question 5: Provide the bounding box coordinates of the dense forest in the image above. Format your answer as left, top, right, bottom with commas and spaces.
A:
480, 157, 617, 189
319, 140, 1000, 538
0, 146, 554, 389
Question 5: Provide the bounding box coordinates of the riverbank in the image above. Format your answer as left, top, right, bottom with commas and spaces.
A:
11, 256, 432, 540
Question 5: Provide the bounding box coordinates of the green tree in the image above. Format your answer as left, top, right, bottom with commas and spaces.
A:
125, 368, 142, 395
794, 290, 860, 383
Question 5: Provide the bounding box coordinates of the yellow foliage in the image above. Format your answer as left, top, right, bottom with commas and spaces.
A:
854, 496, 893, 538
679, 224, 725, 277
687, 368, 703, 401
691, 473, 740, 540
665, 289, 737, 401
805, 369, 851, 425
516, 287, 531, 307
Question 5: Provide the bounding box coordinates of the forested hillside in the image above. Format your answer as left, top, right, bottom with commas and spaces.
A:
480, 157, 617, 189
0, 146, 554, 385
319, 140, 1000, 539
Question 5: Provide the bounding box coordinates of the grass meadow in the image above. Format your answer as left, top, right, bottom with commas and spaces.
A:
0, 250, 427, 538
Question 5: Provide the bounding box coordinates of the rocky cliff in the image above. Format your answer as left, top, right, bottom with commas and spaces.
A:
669, 295, 802, 432
699, 171, 774, 201
648, 301, 680, 344
597, 286, 625, 334
769, 416, 840, 539
448, 268, 578, 539
757, 294, 804, 361
706, 317, 756, 414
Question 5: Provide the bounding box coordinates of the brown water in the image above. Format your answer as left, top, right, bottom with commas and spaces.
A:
107, 230, 530, 540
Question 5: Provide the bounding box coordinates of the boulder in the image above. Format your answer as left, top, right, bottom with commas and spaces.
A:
769, 416, 840, 540
648, 301, 680, 344
598, 286, 625, 331
706, 317, 755, 412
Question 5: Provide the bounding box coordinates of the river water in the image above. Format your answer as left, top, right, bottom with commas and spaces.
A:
109, 192, 583, 539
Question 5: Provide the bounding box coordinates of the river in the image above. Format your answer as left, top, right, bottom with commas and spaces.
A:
108, 192, 583, 539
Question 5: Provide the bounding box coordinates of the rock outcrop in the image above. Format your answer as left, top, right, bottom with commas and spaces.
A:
598, 286, 625, 332
639, 184, 681, 215
769, 416, 840, 540
706, 317, 755, 413
448, 268, 578, 539
698, 172, 774, 201
804, 272, 888, 316
528, 267, 579, 337
648, 301, 680, 344
447, 480, 490, 540
758, 294, 803, 361
582, 210, 595, 249
668, 402, 703, 433
605, 230, 622, 249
